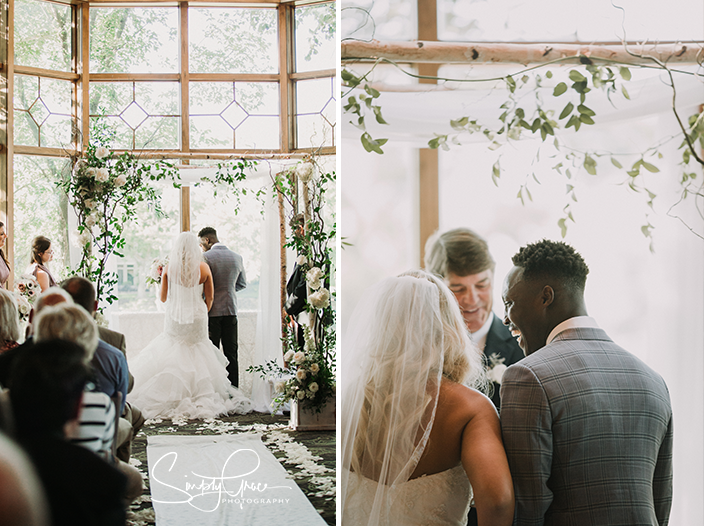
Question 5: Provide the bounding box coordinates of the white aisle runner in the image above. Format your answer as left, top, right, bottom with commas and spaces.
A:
147, 434, 327, 526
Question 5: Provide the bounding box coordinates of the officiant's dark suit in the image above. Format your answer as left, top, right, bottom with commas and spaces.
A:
199, 227, 247, 387
484, 315, 524, 408
500, 240, 673, 526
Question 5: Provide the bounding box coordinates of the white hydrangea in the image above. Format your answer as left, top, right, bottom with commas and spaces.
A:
309, 288, 330, 309
306, 266, 324, 290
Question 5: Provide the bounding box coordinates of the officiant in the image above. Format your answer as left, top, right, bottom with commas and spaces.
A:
425, 228, 524, 409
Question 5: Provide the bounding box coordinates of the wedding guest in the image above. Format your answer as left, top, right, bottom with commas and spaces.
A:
25, 236, 57, 292
284, 214, 308, 349
9, 339, 127, 526
341, 270, 514, 526
0, 287, 73, 387
32, 303, 143, 503
0, 289, 21, 354
425, 228, 524, 409
500, 240, 673, 525
0, 222, 11, 289
61, 277, 144, 463
0, 430, 49, 526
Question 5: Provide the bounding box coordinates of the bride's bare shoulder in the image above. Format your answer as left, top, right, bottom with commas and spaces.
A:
439, 380, 497, 420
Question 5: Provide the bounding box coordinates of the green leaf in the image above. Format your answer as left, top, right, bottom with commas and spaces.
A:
559, 102, 574, 120
372, 106, 388, 125
450, 117, 469, 130
610, 157, 623, 169
531, 118, 541, 132
583, 154, 597, 175
579, 114, 595, 125
553, 82, 568, 96
640, 224, 652, 238
361, 132, 387, 154
566, 168, 572, 179
558, 217, 567, 238
525, 186, 533, 201
515, 108, 525, 119
619, 67, 632, 81
577, 104, 595, 116
364, 85, 380, 98
569, 70, 586, 82
622, 85, 630, 100
517, 187, 525, 205
641, 161, 660, 173
566, 184, 574, 193
546, 70, 553, 79
491, 161, 501, 186
505, 76, 516, 93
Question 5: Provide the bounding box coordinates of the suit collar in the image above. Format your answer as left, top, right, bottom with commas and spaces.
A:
550, 326, 613, 343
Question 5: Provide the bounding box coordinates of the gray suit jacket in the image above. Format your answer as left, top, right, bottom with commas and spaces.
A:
500, 327, 673, 526
203, 244, 246, 317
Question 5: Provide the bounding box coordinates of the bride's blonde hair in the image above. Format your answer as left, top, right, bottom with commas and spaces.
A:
348, 270, 487, 483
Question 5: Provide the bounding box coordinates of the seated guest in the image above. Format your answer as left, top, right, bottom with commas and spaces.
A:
0, 430, 49, 526
33, 304, 143, 502
0, 289, 21, 354
9, 339, 126, 526
0, 287, 72, 387
33, 304, 115, 461
61, 277, 144, 463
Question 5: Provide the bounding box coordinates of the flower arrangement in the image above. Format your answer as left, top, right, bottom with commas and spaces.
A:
57, 123, 178, 308
486, 352, 508, 385
249, 158, 336, 414
13, 274, 41, 322
146, 256, 169, 286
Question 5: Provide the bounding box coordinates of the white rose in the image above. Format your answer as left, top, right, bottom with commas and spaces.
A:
85, 214, 97, 228
95, 146, 110, 159
310, 363, 320, 375
296, 162, 314, 183
309, 288, 330, 309
73, 160, 86, 177
115, 174, 127, 187
87, 167, 97, 178
284, 350, 294, 362
76, 231, 91, 247
274, 380, 286, 393
306, 266, 324, 290
293, 351, 305, 364
487, 364, 508, 385
95, 167, 109, 182
296, 255, 307, 266
309, 382, 319, 393
84, 199, 96, 210
296, 368, 307, 381
297, 390, 306, 400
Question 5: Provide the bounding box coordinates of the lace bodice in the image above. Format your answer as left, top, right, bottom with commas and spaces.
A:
164, 282, 208, 344
343, 465, 472, 526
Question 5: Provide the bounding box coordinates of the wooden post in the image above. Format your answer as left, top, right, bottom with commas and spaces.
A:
178, 2, 191, 233
277, 182, 287, 341
417, 0, 439, 266
180, 186, 190, 232
80, 4, 90, 147
278, 4, 293, 152
1, 0, 15, 284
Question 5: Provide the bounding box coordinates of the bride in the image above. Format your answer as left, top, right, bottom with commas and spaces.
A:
341, 270, 514, 526
128, 232, 251, 420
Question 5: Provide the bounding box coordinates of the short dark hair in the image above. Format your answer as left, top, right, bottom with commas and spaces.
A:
512, 239, 589, 293
60, 277, 95, 314
10, 340, 90, 437
425, 228, 495, 278
197, 227, 218, 244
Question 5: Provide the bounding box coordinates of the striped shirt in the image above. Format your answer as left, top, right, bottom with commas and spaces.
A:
68, 391, 115, 461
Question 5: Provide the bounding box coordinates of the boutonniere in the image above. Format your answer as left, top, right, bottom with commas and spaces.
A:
487, 353, 508, 384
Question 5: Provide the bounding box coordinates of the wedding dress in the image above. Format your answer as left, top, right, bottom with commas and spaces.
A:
344, 465, 472, 525
341, 271, 484, 526
127, 233, 251, 420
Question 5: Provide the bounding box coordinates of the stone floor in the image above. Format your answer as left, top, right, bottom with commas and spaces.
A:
126, 412, 336, 526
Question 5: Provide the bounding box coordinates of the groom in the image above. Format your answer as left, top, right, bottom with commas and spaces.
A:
198, 227, 247, 387
500, 239, 673, 525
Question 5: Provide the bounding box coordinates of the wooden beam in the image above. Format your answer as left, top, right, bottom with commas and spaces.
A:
180, 186, 190, 232
278, 4, 293, 152
81, 4, 91, 146
289, 68, 335, 81
419, 148, 439, 267
13, 65, 80, 81
342, 40, 704, 65
1, 0, 15, 283
416, 0, 438, 83
179, 1, 190, 154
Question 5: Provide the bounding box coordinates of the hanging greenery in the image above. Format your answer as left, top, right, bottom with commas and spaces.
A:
342, 51, 704, 243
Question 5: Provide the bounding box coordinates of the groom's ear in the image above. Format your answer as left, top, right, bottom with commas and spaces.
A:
540, 285, 555, 308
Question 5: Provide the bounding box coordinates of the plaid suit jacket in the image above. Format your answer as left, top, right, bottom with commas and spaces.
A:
203, 244, 246, 317
500, 327, 673, 526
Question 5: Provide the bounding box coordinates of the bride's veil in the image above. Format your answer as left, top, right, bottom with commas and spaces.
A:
341, 270, 481, 525
166, 232, 203, 324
